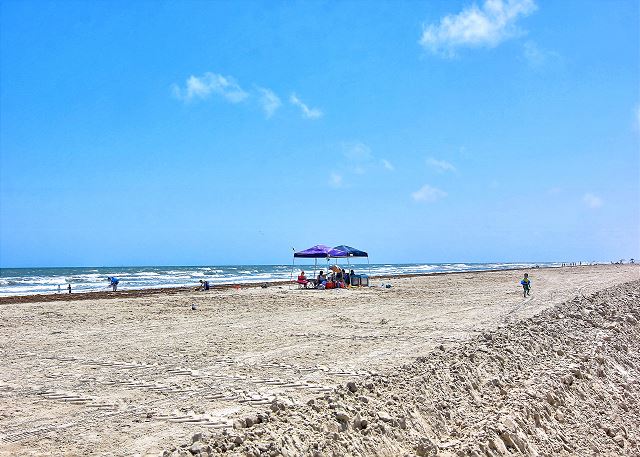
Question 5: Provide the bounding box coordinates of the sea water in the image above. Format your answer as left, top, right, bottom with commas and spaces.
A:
0, 263, 563, 296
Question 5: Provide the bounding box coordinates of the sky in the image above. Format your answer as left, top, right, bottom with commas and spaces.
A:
1, 0, 639, 267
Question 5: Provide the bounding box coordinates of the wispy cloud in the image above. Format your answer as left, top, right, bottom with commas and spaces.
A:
329, 172, 343, 188
412, 184, 447, 203
583, 193, 604, 209
341, 142, 390, 175
172, 72, 249, 103
290, 94, 323, 119
326, 142, 392, 188
523, 40, 545, 67
426, 157, 457, 173
522, 40, 560, 68
257, 87, 281, 118
343, 142, 372, 161
420, 0, 537, 57
381, 159, 395, 171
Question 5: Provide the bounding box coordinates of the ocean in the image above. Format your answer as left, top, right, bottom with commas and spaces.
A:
0, 262, 562, 296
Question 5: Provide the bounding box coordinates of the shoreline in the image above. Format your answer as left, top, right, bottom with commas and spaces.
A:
0, 264, 565, 304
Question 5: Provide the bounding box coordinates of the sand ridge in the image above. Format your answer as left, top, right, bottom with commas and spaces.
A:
0, 264, 638, 456
188, 280, 640, 456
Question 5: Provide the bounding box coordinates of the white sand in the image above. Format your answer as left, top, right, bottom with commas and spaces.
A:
0, 264, 638, 456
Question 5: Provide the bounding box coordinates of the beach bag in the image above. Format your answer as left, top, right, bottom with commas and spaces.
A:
326, 282, 335, 289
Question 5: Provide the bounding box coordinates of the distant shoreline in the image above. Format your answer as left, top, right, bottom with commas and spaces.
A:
0, 264, 586, 304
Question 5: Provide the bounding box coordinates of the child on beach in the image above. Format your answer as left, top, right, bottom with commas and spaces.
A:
520, 273, 531, 297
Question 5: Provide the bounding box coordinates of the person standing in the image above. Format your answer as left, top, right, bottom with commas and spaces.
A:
67, 284, 71, 294
520, 273, 531, 297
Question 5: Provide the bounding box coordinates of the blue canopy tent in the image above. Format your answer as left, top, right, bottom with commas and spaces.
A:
328, 245, 368, 258
328, 245, 370, 276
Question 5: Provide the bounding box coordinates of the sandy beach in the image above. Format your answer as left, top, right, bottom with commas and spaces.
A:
1, 264, 638, 456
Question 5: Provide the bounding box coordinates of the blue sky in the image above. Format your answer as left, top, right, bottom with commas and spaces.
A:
1, 0, 638, 267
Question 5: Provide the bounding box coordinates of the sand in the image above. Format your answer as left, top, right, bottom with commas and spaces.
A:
0, 264, 638, 456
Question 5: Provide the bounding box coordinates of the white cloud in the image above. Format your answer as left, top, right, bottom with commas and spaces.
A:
426, 157, 457, 173
329, 173, 343, 188
381, 159, 395, 171
343, 142, 372, 161
173, 72, 249, 103
523, 40, 544, 67
257, 87, 281, 118
412, 184, 447, 202
420, 0, 537, 57
583, 193, 604, 209
331, 142, 392, 182
522, 40, 561, 68
290, 93, 323, 119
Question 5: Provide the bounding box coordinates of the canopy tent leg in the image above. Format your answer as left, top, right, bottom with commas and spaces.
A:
367, 257, 371, 279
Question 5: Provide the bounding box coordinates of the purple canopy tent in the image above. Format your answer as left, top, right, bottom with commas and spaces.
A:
294, 245, 333, 258
290, 244, 370, 286
290, 245, 335, 285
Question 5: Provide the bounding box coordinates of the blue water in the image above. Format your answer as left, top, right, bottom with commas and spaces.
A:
0, 262, 561, 296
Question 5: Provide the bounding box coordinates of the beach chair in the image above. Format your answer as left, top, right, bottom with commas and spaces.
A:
296, 276, 309, 289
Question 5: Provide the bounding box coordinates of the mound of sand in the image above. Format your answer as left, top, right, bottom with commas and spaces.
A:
162, 280, 640, 456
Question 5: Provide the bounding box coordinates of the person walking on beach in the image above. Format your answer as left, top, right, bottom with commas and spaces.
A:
108, 276, 119, 292
67, 284, 71, 294
520, 273, 531, 297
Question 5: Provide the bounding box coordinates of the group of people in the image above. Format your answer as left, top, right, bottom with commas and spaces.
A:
297, 268, 357, 289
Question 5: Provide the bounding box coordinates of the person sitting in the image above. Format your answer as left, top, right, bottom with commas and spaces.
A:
349, 269, 357, 286
297, 271, 309, 288
344, 269, 351, 286
317, 270, 327, 289
336, 269, 345, 288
